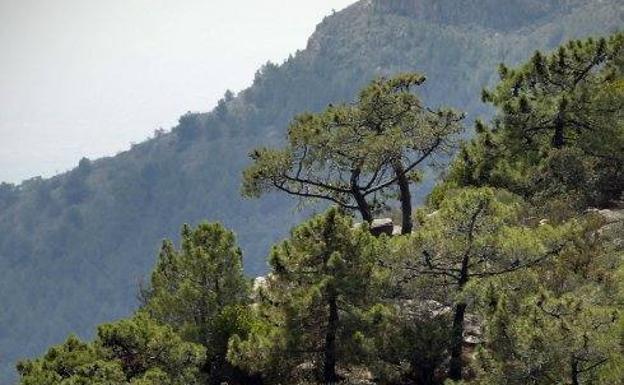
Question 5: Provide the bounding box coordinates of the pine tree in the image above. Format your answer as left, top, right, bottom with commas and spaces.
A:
483, 35, 623, 152
441, 32, 624, 210
394, 187, 573, 381
229, 208, 382, 384
242, 74, 463, 233
141, 222, 251, 384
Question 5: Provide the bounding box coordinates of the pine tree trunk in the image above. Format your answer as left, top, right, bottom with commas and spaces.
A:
412, 363, 436, 385
392, 162, 413, 234
351, 168, 373, 223
353, 189, 373, 223
449, 252, 471, 382
449, 302, 467, 381
552, 113, 565, 149
571, 358, 580, 385
323, 293, 340, 384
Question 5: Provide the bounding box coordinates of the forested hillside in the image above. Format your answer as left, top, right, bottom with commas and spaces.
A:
1, 0, 623, 381
16, 33, 624, 385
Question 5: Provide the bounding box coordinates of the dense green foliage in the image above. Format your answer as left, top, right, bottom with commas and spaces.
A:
475, 216, 624, 384
2, 1, 624, 382
391, 187, 576, 381
17, 31, 624, 385
17, 313, 205, 385
437, 33, 624, 211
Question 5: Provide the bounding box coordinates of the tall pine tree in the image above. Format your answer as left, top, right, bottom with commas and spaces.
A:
141, 222, 251, 384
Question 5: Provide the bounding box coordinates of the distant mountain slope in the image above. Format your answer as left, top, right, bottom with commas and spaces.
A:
1, 0, 623, 381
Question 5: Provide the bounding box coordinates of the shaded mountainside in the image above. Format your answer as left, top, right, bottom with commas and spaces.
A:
1, 0, 623, 381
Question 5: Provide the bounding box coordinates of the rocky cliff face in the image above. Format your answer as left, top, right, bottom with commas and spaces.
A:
373, 0, 582, 31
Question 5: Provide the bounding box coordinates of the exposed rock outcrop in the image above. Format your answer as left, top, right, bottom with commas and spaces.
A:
353, 218, 405, 237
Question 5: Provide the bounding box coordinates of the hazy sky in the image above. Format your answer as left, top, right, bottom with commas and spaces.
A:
0, 0, 355, 184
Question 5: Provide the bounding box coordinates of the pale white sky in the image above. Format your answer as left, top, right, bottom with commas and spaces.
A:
0, 0, 355, 183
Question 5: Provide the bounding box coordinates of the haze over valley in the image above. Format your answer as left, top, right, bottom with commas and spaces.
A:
0, 0, 353, 183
